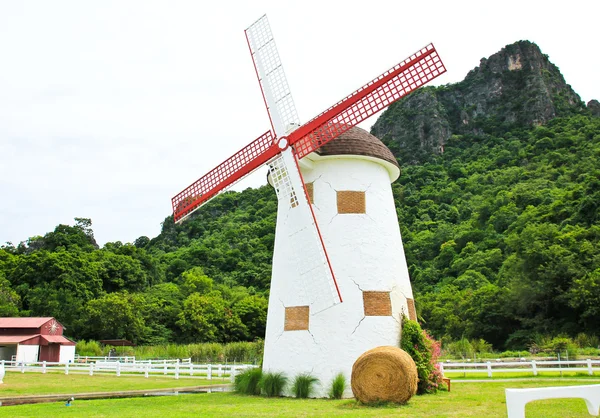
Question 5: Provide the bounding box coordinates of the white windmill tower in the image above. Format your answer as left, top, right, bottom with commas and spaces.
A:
172, 15, 446, 397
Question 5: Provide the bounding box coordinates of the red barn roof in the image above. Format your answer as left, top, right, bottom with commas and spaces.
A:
42, 335, 75, 345
0, 317, 55, 328
0, 335, 39, 344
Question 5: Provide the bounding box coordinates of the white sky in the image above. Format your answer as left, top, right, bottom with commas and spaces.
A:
1, 0, 598, 247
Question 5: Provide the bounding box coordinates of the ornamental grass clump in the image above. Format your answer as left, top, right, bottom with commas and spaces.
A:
400, 316, 444, 394
292, 373, 319, 398
234, 367, 263, 395
328, 373, 347, 399
260, 371, 288, 397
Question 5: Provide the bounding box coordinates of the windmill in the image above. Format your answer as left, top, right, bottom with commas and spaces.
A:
172, 15, 446, 396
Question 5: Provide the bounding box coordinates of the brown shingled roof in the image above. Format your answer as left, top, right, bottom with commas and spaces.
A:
315, 126, 399, 168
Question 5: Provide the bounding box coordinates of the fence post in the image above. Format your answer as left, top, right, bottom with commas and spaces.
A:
144, 363, 149, 378
42, 361, 47, 374
587, 359, 593, 376
218, 364, 222, 378
208, 364, 212, 381
116, 361, 121, 377
487, 361, 492, 378
164, 360, 167, 375
89, 363, 94, 376
20, 361, 25, 373
65, 362, 69, 375
532, 360, 537, 376
189, 363, 193, 376
438, 362, 444, 376
175, 362, 180, 380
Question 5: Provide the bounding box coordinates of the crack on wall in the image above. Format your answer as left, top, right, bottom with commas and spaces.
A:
350, 279, 366, 335
391, 285, 409, 325
307, 328, 317, 344
351, 279, 363, 291
351, 315, 366, 335
288, 225, 309, 238
273, 298, 286, 343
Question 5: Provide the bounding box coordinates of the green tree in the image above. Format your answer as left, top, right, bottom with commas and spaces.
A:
79, 292, 147, 343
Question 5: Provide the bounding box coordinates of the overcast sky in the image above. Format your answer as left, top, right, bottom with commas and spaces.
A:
1, 0, 598, 247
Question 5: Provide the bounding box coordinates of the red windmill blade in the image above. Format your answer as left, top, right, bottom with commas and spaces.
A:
171, 42, 445, 221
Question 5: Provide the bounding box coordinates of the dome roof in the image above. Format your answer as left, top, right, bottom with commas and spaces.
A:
314, 127, 399, 169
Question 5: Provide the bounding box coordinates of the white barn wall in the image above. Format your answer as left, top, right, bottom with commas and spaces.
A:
16, 345, 39, 363
263, 154, 413, 398
59, 346, 76, 363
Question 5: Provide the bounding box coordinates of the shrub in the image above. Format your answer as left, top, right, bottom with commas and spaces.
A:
541, 336, 578, 356
234, 367, 262, 395
260, 372, 288, 397
328, 373, 346, 399
446, 338, 474, 359
400, 317, 443, 394
292, 373, 319, 398
575, 333, 600, 349
75, 340, 102, 356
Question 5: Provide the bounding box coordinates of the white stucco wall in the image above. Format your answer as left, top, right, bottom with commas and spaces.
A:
16, 345, 39, 363
59, 345, 76, 363
263, 154, 414, 398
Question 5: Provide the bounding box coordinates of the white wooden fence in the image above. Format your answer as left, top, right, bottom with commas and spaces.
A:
1, 359, 256, 381
73, 356, 193, 364
439, 359, 600, 377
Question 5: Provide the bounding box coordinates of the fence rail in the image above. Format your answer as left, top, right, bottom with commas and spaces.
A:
73, 356, 194, 365
439, 359, 600, 377
1, 360, 255, 381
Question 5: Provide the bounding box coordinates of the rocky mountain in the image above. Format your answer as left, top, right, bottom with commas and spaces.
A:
372, 40, 593, 164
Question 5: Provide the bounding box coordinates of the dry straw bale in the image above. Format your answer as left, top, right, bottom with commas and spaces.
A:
351, 346, 418, 404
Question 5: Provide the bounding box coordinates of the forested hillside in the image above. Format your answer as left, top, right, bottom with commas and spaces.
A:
1, 41, 598, 349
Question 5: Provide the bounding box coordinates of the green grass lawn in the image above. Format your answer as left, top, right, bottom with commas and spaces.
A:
0, 377, 599, 417
0, 372, 218, 396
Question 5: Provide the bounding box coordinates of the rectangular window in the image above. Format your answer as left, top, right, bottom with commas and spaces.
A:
284, 306, 310, 331
305, 182, 314, 204
363, 291, 392, 316
337, 190, 366, 214
406, 298, 417, 321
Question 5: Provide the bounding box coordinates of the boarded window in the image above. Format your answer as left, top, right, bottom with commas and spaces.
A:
406, 298, 417, 321
337, 191, 365, 214
363, 291, 392, 316
305, 182, 314, 204
284, 306, 309, 331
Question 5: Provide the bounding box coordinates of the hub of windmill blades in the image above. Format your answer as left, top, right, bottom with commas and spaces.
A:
277, 137, 289, 151
171, 14, 446, 311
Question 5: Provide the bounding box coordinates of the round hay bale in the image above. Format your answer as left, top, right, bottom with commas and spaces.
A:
351, 346, 418, 404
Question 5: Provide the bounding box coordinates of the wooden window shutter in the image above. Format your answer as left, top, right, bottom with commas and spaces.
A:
284, 306, 310, 331
337, 190, 366, 214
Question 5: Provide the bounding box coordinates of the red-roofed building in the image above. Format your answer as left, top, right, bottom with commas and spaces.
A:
0, 317, 75, 363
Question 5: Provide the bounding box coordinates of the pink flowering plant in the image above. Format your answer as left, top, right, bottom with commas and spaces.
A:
400, 316, 445, 394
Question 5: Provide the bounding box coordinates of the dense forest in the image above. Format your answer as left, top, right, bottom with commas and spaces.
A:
1, 41, 599, 350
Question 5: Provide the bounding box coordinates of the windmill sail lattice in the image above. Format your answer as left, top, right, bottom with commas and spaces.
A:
171, 15, 446, 313
245, 14, 300, 136
246, 15, 342, 311
268, 150, 342, 313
